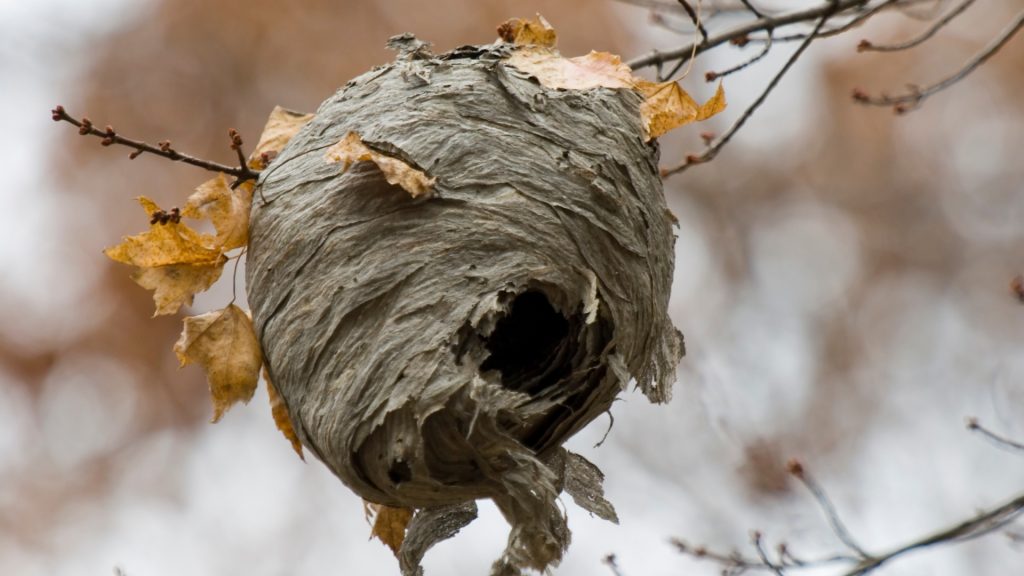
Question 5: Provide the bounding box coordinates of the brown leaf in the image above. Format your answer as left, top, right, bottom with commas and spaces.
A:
249, 106, 315, 169
264, 367, 304, 459
324, 132, 435, 198
131, 257, 227, 316
637, 80, 726, 140
365, 502, 414, 556
637, 80, 699, 140
505, 47, 635, 91
174, 304, 263, 422
182, 173, 252, 251
697, 81, 727, 121
497, 14, 557, 47
105, 197, 223, 267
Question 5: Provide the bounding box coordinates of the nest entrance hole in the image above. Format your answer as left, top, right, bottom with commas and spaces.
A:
480, 290, 575, 395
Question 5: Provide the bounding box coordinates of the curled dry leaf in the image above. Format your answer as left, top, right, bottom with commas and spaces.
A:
497, 14, 557, 47
263, 367, 304, 459
182, 173, 252, 251
249, 106, 316, 170
637, 80, 727, 140
325, 131, 436, 198
105, 197, 223, 267
131, 259, 227, 316
500, 16, 726, 141
366, 502, 415, 556
105, 197, 227, 315
173, 304, 263, 422
505, 48, 635, 91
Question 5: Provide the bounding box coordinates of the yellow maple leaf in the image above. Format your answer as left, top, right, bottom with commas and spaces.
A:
365, 502, 414, 556
497, 14, 557, 47
131, 258, 227, 316
637, 80, 727, 140
174, 304, 263, 422
249, 106, 315, 170
105, 197, 223, 267
264, 367, 304, 459
324, 132, 435, 198
182, 173, 252, 251
505, 47, 636, 91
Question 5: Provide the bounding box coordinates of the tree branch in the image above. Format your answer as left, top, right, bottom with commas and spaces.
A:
851, 10, 1024, 113
627, 0, 881, 70
662, 9, 833, 176
857, 0, 976, 53
51, 105, 261, 185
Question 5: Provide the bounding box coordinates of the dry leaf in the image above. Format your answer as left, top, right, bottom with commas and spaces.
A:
105, 197, 223, 267
131, 258, 227, 316
497, 14, 557, 47
174, 304, 263, 422
637, 80, 727, 140
505, 47, 635, 91
366, 502, 414, 555
264, 367, 304, 459
105, 197, 227, 315
697, 81, 727, 121
250, 106, 315, 169
324, 132, 435, 198
182, 174, 252, 251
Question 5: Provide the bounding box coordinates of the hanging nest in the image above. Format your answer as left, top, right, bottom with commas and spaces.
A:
246, 34, 684, 575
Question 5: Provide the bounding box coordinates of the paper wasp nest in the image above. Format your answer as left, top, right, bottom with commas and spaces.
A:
246, 36, 683, 575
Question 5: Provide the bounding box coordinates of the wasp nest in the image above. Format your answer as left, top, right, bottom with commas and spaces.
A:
246, 35, 683, 575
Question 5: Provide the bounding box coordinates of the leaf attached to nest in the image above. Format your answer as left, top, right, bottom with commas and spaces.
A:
637, 80, 727, 140
365, 502, 415, 556
174, 304, 263, 422
249, 106, 316, 169
505, 48, 635, 91
497, 14, 557, 47
182, 173, 252, 251
499, 16, 727, 140
325, 131, 435, 198
130, 259, 227, 316
264, 367, 304, 459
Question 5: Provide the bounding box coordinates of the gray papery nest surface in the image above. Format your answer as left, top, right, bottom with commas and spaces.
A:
246, 35, 684, 575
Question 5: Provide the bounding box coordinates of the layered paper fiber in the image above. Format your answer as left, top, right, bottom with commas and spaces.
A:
246, 37, 683, 574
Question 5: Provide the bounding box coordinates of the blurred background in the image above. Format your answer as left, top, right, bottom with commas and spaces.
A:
2, 0, 1023, 574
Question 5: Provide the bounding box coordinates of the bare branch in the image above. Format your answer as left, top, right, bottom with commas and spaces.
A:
671, 457, 1024, 576
677, 0, 710, 44
51, 105, 260, 184
662, 10, 833, 176
789, 459, 870, 559
967, 417, 1024, 454
841, 492, 1024, 575
627, 0, 883, 70
705, 32, 772, 82
858, 0, 976, 52
851, 10, 1024, 113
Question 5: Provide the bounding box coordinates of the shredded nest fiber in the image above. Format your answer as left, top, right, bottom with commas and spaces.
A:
246, 36, 684, 575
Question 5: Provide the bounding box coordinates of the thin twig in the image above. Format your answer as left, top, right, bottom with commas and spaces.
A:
841, 492, 1024, 575
662, 9, 834, 176
51, 105, 260, 184
751, 532, 786, 576
739, 0, 764, 18
705, 32, 772, 81
627, 0, 879, 70
966, 417, 1024, 454
858, 0, 975, 52
678, 0, 710, 43
852, 10, 1024, 113
753, 0, 899, 43
790, 459, 870, 559
603, 553, 626, 576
